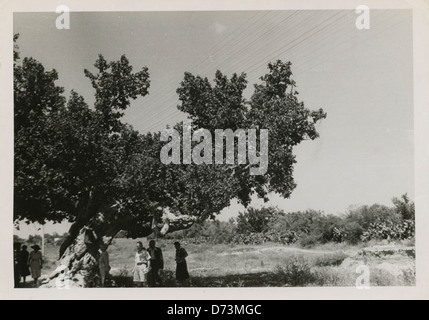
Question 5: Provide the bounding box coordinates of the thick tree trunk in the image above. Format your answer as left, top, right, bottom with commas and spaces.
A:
40, 225, 119, 288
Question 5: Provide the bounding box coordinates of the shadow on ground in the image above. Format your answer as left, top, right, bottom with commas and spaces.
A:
110, 271, 287, 288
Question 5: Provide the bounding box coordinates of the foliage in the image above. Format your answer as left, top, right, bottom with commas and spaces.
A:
14, 32, 326, 257
299, 234, 322, 248
361, 219, 415, 241
27, 234, 42, 245
236, 207, 277, 234
265, 229, 298, 245
232, 233, 266, 245
267, 209, 344, 246
37, 240, 416, 288
275, 257, 315, 286
167, 220, 237, 244
370, 269, 397, 286
401, 266, 416, 286
312, 252, 348, 267
176, 60, 326, 205
163, 194, 415, 247
334, 203, 405, 244
392, 193, 415, 220
13, 235, 25, 244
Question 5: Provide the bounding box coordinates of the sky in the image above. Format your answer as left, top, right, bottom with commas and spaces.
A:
13, 10, 414, 238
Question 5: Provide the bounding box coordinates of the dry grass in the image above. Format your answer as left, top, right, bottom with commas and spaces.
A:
39, 238, 415, 288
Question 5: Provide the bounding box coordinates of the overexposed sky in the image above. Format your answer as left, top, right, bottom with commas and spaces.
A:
13, 10, 414, 238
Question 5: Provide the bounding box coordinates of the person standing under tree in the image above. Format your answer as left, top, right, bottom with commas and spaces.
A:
174, 241, 190, 286
28, 245, 43, 287
13, 242, 21, 287
133, 241, 151, 287
18, 245, 30, 284
98, 244, 110, 287
147, 240, 164, 287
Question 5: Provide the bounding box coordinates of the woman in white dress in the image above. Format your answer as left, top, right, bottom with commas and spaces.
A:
133, 241, 151, 287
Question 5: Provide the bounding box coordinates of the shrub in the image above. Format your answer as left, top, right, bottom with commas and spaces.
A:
370, 268, 396, 286
276, 257, 315, 286
167, 220, 237, 245
265, 229, 298, 245
268, 210, 323, 236
232, 233, 266, 245
361, 219, 415, 242
111, 266, 133, 287
392, 193, 415, 220
299, 234, 321, 248
313, 252, 348, 267
401, 266, 416, 286
164, 194, 414, 247
236, 207, 278, 234
311, 268, 351, 287
161, 269, 177, 287
332, 227, 345, 243
343, 221, 364, 245
346, 204, 394, 228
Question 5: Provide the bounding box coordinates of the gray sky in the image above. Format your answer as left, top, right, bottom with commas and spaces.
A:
13, 10, 414, 237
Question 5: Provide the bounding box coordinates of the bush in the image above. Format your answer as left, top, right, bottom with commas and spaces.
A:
313, 252, 348, 267
111, 266, 133, 287
370, 269, 396, 286
236, 207, 278, 234
343, 221, 364, 245
311, 268, 351, 287
265, 229, 298, 245
161, 269, 177, 287
276, 257, 315, 286
299, 234, 321, 248
268, 210, 323, 236
232, 233, 266, 245
164, 194, 414, 247
401, 266, 416, 286
167, 220, 237, 245
392, 193, 415, 220
361, 219, 415, 242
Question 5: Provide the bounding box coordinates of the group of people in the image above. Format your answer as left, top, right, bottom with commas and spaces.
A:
14, 243, 44, 287
98, 240, 190, 287
14, 239, 190, 288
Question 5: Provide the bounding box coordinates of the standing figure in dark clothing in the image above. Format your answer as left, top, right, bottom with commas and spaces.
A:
147, 240, 164, 287
13, 242, 21, 287
18, 245, 30, 284
174, 241, 189, 286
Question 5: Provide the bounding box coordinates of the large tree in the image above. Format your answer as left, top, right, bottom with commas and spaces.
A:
14, 35, 326, 287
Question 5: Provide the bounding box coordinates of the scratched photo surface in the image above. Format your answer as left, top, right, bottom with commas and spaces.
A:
13, 9, 415, 290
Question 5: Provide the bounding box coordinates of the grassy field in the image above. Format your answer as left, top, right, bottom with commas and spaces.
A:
38, 238, 415, 288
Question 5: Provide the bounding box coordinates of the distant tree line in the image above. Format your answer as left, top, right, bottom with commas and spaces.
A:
13, 232, 69, 246
159, 194, 414, 247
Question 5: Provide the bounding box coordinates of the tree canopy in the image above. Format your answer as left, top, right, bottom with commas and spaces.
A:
14, 34, 326, 244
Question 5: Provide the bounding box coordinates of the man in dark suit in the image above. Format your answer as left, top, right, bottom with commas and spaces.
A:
147, 240, 164, 287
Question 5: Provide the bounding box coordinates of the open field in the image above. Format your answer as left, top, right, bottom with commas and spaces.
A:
32, 238, 415, 288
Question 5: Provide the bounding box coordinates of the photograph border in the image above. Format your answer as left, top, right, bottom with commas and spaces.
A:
1, 0, 428, 300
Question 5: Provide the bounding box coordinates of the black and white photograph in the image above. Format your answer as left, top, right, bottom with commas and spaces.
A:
1, 0, 429, 300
